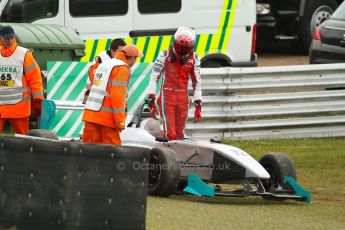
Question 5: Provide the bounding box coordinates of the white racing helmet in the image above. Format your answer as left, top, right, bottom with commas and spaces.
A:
173, 27, 196, 56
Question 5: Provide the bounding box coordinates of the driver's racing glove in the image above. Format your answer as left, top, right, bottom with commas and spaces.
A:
194, 100, 202, 123
148, 94, 159, 120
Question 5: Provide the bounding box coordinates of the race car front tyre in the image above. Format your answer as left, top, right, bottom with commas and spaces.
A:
148, 148, 180, 197
259, 152, 296, 192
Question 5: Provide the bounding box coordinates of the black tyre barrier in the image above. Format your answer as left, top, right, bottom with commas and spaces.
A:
0, 136, 149, 230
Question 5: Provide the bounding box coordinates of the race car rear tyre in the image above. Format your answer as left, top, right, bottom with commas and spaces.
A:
259, 152, 296, 192
26, 129, 59, 140
148, 148, 180, 197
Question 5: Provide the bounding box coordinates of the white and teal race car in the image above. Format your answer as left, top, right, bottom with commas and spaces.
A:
34, 100, 311, 203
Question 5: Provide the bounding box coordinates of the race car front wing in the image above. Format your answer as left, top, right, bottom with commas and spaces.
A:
183, 173, 311, 203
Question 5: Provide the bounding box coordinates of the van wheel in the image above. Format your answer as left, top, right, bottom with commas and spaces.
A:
26, 129, 59, 140
298, 0, 338, 53
201, 60, 223, 68
148, 148, 180, 197
259, 152, 296, 192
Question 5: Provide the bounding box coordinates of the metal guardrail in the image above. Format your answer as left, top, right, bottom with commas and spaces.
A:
52, 63, 345, 140
186, 63, 345, 140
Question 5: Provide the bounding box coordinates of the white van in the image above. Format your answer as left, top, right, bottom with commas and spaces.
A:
0, 0, 256, 67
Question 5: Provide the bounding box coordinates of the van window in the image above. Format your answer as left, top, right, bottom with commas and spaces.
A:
70, 0, 128, 17
1, 0, 58, 23
138, 0, 181, 14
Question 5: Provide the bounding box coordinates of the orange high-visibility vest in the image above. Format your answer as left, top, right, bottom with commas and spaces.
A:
85, 50, 112, 90
82, 52, 130, 129
0, 42, 44, 118
85, 58, 127, 111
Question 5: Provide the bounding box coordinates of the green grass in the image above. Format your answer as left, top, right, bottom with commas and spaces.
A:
147, 137, 345, 230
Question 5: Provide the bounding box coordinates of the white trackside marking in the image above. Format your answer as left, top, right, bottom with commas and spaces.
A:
48, 62, 78, 99
61, 63, 92, 100
125, 64, 154, 125
65, 112, 83, 137
53, 110, 73, 133
127, 63, 152, 97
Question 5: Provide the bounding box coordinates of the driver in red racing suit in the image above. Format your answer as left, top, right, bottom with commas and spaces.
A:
147, 27, 202, 140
